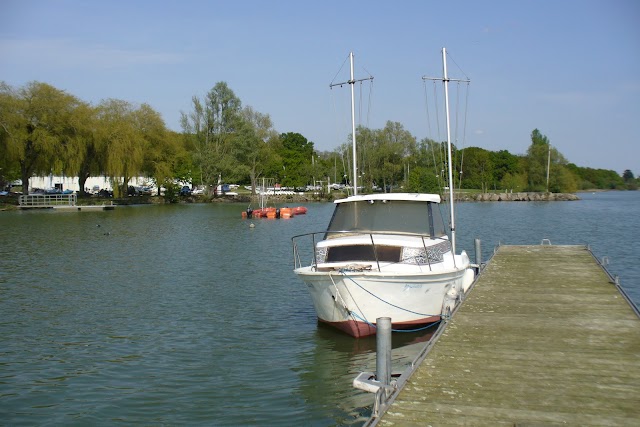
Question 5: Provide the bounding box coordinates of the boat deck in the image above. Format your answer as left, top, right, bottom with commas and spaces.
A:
377, 244, 640, 426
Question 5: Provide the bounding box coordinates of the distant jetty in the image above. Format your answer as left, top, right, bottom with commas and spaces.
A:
454, 192, 580, 202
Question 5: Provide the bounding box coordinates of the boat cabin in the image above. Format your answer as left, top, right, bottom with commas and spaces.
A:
316, 193, 452, 268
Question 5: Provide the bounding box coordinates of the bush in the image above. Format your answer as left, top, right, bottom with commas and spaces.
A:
163, 183, 180, 203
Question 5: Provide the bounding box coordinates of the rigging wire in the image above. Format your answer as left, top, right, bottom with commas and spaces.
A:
458, 83, 471, 190
330, 54, 350, 86
423, 79, 445, 194
328, 54, 375, 192
453, 82, 461, 192
446, 51, 471, 81
444, 50, 472, 192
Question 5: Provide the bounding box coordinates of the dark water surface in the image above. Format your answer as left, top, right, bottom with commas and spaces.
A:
1, 191, 637, 425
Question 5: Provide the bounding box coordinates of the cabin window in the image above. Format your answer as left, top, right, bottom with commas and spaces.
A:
326, 245, 401, 263
327, 200, 447, 237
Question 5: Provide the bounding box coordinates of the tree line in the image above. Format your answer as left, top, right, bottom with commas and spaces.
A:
1, 80, 637, 197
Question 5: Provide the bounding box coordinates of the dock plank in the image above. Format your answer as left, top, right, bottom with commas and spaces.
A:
380, 245, 640, 426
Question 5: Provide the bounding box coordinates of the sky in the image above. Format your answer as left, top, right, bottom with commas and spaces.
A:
1, 0, 639, 175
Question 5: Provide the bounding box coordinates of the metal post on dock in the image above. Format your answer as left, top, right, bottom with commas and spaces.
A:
373, 317, 392, 418
474, 238, 482, 275
376, 317, 391, 388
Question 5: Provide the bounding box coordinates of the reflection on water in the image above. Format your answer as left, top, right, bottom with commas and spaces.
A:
297, 323, 437, 425
0, 191, 638, 425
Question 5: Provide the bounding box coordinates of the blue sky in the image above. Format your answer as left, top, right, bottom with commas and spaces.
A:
1, 0, 639, 175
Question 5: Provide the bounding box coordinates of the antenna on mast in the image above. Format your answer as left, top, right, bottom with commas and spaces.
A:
330, 52, 373, 196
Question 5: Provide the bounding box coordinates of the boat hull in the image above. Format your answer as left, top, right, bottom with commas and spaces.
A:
295, 260, 474, 338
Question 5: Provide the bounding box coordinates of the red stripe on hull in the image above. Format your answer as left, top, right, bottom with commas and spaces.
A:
319, 315, 441, 338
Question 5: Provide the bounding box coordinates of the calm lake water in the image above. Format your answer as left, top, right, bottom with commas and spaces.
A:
1, 191, 638, 426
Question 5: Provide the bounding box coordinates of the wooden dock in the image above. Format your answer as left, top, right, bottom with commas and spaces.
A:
18, 194, 115, 211
376, 245, 640, 426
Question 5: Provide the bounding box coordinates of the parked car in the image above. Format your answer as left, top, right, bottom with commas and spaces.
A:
179, 186, 192, 196
139, 186, 153, 195
127, 186, 140, 196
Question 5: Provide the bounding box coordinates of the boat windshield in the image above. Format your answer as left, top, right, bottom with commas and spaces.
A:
326, 200, 447, 237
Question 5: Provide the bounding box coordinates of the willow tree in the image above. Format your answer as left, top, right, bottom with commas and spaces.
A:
96, 99, 148, 197
135, 103, 179, 191
0, 81, 83, 194
373, 121, 416, 192
64, 102, 100, 195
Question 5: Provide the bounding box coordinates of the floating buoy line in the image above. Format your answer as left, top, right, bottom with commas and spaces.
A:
241, 177, 308, 219
241, 206, 307, 219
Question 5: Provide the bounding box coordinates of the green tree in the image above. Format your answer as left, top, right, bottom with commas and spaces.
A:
525, 129, 550, 191
235, 106, 280, 194
499, 172, 527, 192
412, 137, 447, 190
370, 121, 415, 192
95, 99, 148, 197
567, 164, 625, 190
460, 147, 494, 192
135, 104, 179, 192
72, 104, 103, 195
406, 166, 439, 193
278, 132, 314, 187
525, 129, 573, 192
181, 82, 242, 188
0, 81, 84, 194
490, 150, 521, 186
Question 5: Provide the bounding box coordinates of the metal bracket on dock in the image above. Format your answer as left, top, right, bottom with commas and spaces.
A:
353, 372, 399, 394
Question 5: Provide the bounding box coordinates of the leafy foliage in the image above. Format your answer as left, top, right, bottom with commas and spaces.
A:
1, 81, 635, 195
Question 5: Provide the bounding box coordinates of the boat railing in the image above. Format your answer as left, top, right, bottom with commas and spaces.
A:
291, 230, 455, 272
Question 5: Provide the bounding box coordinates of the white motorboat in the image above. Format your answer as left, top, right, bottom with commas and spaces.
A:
292, 49, 474, 337
292, 192, 474, 337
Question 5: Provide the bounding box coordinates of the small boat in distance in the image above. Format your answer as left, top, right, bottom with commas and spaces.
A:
291, 49, 474, 337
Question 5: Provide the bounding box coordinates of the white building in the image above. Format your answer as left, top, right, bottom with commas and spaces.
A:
29, 175, 153, 193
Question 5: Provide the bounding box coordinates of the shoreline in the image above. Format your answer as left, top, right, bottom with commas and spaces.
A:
4, 190, 637, 211
453, 192, 580, 202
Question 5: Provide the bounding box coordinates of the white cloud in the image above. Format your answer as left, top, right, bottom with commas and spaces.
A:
0, 38, 185, 70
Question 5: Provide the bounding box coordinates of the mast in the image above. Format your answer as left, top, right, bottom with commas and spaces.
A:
423, 48, 470, 254
442, 48, 457, 253
546, 144, 551, 193
330, 52, 373, 196
349, 52, 358, 195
